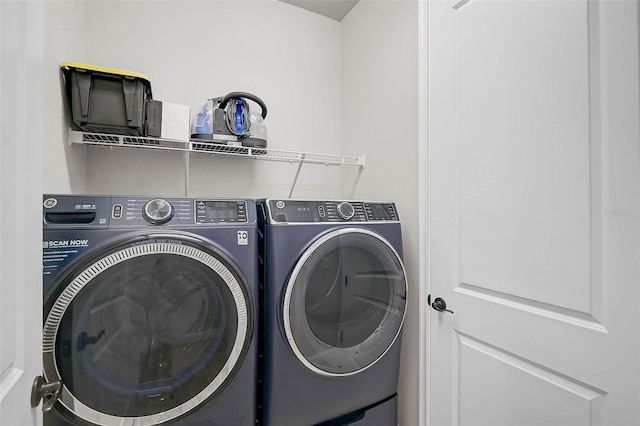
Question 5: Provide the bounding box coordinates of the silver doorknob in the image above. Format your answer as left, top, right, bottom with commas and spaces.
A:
431, 297, 454, 314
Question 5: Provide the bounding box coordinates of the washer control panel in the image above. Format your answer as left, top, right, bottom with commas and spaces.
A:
268, 200, 398, 223
43, 195, 254, 228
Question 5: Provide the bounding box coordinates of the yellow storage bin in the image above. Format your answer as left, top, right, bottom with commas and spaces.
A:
61, 62, 152, 136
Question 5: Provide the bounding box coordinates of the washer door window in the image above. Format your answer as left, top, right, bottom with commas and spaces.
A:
284, 228, 407, 376
42, 237, 252, 426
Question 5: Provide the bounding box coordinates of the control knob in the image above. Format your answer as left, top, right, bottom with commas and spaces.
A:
143, 199, 174, 225
337, 202, 355, 221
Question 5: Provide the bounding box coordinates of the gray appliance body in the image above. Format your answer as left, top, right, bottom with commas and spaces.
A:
42, 195, 258, 426
258, 199, 407, 426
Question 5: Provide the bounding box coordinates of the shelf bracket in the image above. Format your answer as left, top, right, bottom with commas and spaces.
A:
288, 154, 307, 198
68, 127, 82, 146
183, 150, 190, 196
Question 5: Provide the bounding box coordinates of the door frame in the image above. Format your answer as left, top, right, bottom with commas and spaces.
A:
417, 0, 430, 425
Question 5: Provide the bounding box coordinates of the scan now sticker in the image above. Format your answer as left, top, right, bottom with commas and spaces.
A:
44, 239, 89, 249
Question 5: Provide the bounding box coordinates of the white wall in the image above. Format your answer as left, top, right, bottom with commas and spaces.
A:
45, 0, 344, 199
341, 2, 419, 425
43, 1, 88, 194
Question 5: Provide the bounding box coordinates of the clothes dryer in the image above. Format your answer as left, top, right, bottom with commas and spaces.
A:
41, 195, 258, 426
258, 199, 407, 426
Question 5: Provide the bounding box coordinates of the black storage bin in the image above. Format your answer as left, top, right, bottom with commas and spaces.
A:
61, 62, 152, 136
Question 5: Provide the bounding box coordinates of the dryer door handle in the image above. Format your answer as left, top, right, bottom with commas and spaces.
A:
30, 375, 61, 412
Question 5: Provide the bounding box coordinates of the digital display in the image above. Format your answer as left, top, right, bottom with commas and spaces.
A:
213, 201, 234, 209
293, 206, 316, 221
196, 200, 247, 223
205, 207, 237, 220
365, 203, 397, 221
270, 201, 319, 222
370, 204, 390, 218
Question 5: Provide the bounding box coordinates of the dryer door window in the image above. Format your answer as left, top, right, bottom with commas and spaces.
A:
42, 237, 252, 426
284, 228, 407, 376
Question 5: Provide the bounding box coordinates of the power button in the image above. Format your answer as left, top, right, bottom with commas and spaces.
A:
112, 204, 123, 219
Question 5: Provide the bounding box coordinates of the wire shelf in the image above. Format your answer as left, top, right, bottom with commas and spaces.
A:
69, 129, 365, 168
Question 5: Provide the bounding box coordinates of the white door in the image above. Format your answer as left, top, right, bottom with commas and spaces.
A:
0, 1, 45, 424
426, 0, 640, 425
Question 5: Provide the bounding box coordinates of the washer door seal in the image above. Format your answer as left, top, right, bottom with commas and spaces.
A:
283, 228, 407, 377
42, 234, 252, 426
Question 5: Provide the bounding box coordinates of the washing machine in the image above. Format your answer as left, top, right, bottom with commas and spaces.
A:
41, 195, 258, 426
257, 199, 407, 426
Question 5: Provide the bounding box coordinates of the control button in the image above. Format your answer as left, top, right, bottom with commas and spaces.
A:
337, 202, 355, 221
276, 200, 285, 209
112, 204, 123, 219
318, 206, 326, 217
143, 199, 174, 225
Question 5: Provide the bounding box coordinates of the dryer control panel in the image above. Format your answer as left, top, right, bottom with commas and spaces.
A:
267, 200, 398, 223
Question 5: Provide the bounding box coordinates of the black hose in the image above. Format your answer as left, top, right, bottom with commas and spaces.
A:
218, 92, 267, 119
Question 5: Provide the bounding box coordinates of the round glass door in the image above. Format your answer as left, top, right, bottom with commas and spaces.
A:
284, 228, 407, 377
42, 235, 252, 426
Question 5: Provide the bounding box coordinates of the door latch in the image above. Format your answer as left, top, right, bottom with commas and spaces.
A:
31, 376, 61, 412
428, 294, 454, 314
